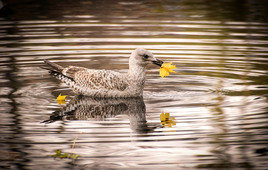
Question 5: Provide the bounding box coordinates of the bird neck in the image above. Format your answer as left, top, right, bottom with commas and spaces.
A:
127, 64, 146, 92
128, 64, 146, 80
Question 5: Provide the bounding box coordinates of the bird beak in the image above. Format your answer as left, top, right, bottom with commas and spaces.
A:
152, 59, 164, 67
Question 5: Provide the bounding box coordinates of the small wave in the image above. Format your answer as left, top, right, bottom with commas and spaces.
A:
144, 90, 208, 99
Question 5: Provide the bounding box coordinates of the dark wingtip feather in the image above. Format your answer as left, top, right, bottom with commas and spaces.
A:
49, 69, 74, 81
44, 60, 65, 72
41, 60, 74, 82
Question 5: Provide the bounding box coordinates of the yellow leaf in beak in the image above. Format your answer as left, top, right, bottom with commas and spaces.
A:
159, 62, 177, 78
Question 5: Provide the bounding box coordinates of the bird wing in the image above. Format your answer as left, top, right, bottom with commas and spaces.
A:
63, 66, 128, 91
62, 66, 88, 78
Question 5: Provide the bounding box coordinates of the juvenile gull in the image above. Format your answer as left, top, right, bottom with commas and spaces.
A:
44, 48, 163, 98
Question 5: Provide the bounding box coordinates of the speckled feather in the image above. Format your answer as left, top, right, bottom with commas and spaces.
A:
64, 67, 128, 95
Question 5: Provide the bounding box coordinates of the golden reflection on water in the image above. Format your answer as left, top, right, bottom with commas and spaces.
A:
160, 113, 176, 128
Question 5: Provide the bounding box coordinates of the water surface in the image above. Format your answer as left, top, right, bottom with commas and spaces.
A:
1, 0, 268, 169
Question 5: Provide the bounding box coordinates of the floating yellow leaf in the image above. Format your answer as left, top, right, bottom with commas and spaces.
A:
57, 100, 66, 106
159, 62, 177, 78
57, 94, 67, 106
57, 94, 67, 101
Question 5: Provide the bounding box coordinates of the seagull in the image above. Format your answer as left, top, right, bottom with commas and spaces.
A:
44, 48, 163, 98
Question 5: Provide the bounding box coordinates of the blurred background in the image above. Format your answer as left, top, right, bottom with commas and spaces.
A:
0, 0, 268, 169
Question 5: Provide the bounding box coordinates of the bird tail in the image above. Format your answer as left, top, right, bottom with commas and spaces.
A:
43, 60, 74, 82
44, 60, 65, 72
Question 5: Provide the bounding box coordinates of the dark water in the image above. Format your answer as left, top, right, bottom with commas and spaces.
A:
1, 0, 268, 169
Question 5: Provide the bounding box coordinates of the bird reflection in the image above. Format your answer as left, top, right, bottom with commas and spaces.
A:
43, 96, 152, 133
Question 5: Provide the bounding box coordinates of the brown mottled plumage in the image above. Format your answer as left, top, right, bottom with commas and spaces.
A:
44, 48, 163, 98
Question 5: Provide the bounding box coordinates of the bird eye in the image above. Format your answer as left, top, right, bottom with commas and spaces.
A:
143, 55, 149, 59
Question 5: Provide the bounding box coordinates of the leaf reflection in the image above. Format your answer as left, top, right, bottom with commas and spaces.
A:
160, 113, 176, 128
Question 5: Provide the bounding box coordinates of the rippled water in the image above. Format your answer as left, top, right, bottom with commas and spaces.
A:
1, 0, 268, 169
